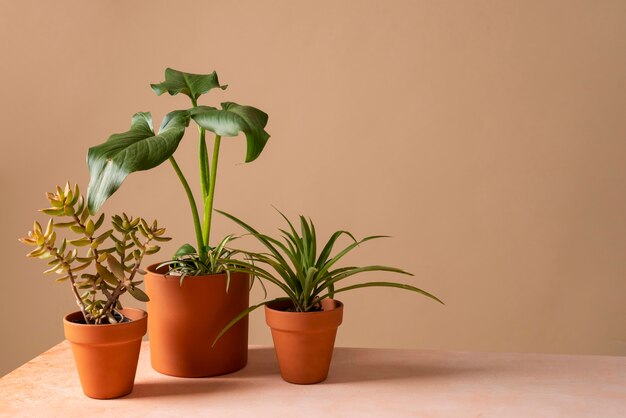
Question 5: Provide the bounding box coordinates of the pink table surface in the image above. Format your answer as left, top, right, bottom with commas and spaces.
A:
1, 341, 625, 417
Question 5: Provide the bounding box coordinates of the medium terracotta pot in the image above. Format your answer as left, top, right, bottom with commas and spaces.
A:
265, 299, 343, 384
144, 264, 249, 377
63, 307, 147, 399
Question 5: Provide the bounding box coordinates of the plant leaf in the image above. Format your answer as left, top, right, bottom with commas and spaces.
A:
69, 238, 91, 247
87, 111, 190, 213
128, 286, 150, 302
174, 243, 196, 258
150, 68, 227, 101
330, 281, 444, 305
106, 254, 125, 280
212, 298, 290, 347
191, 102, 270, 162
96, 263, 119, 286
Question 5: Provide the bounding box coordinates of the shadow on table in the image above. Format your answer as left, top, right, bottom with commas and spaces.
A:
127, 348, 280, 399
128, 347, 489, 396
226, 347, 280, 378
325, 348, 490, 384
128, 379, 252, 399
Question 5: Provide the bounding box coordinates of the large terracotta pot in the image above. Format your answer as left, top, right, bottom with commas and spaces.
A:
144, 264, 249, 377
265, 299, 343, 384
63, 307, 147, 399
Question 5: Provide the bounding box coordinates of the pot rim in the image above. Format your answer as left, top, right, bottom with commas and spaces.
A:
265, 298, 343, 314
63, 307, 147, 328
265, 299, 343, 331
145, 262, 249, 280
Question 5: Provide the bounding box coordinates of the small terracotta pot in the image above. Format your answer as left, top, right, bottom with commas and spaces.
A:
144, 264, 249, 377
265, 299, 343, 384
63, 307, 147, 399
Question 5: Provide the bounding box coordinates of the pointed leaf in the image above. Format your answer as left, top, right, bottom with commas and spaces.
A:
191, 102, 270, 162
96, 263, 119, 286
87, 111, 190, 213
174, 243, 196, 258
331, 282, 444, 305
69, 238, 91, 247
150, 68, 227, 101
106, 254, 125, 280
212, 299, 290, 347
128, 286, 150, 302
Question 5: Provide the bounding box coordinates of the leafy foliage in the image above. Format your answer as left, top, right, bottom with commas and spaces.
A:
87, 68, 270, 275
213, 210, 443, 342
157, 235, 243, 287
191, 103, 270, 163
19, 183, 170, 324
150, 67, 227, 101
87, 111, 189, 214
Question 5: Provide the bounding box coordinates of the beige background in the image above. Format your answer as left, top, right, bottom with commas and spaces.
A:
1, 0, 625, 376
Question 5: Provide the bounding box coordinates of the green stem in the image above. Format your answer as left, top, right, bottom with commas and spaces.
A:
199, 127, 210, 199
169, 156, 205, 259
202, 135, 221, 247
193, 98, 211, 201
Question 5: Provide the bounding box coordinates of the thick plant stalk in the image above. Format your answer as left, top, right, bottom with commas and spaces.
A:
198, 127, 210, 199
46, 245, 90, 323
193, 95, 211, 203
169, 156, 206, 259
202, 135, 222, 248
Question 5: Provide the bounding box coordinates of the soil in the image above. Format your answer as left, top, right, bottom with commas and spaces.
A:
68, 313, 131, 325
284, 305, 324, 313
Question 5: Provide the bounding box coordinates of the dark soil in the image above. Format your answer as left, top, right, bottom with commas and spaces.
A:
69, 313, 131, 325
284, 305, 324, 313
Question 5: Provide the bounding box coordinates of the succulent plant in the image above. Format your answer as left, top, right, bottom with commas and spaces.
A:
19, 183, 170, 324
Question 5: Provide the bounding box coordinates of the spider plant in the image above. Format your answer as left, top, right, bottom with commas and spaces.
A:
157, 234, 242, 286
214, 209, 443, 342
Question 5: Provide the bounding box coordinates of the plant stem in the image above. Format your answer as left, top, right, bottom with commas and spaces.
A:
101, 282, 126, 320
202, 135, 221, 248
67, 269, 91, 323
100, 241, 149, 318
46, 244, 90, 323
72, 214, 111, 300
169, 156, 206, 259
192, 96, 211, 201
198, 127, 210, 199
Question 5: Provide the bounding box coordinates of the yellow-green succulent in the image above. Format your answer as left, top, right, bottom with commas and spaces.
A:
19, 183, 170, 324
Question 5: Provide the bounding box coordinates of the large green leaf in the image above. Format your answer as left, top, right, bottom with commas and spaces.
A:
174, 243, 197, 258
150, 68, 227, 101
87, 111, 190, 213
191, 102, 270, 162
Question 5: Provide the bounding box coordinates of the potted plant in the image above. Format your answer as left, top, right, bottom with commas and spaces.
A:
19, 183, 169, 399
86, 68, 270, 377
215, 210, 444, 384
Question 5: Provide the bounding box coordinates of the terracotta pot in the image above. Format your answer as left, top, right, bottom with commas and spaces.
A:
265, 299, 343, 384
63, 307, 147, 399
144, 264, 249, 377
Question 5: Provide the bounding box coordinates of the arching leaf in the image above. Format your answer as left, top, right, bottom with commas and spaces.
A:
87, 110, 190, 213
174, 243, 197, 257
128, 286, 150, 302
150, 68, 227, 101
191, 102, 270, 162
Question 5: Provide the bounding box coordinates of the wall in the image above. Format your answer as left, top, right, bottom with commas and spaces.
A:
1, 0, 625, 376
